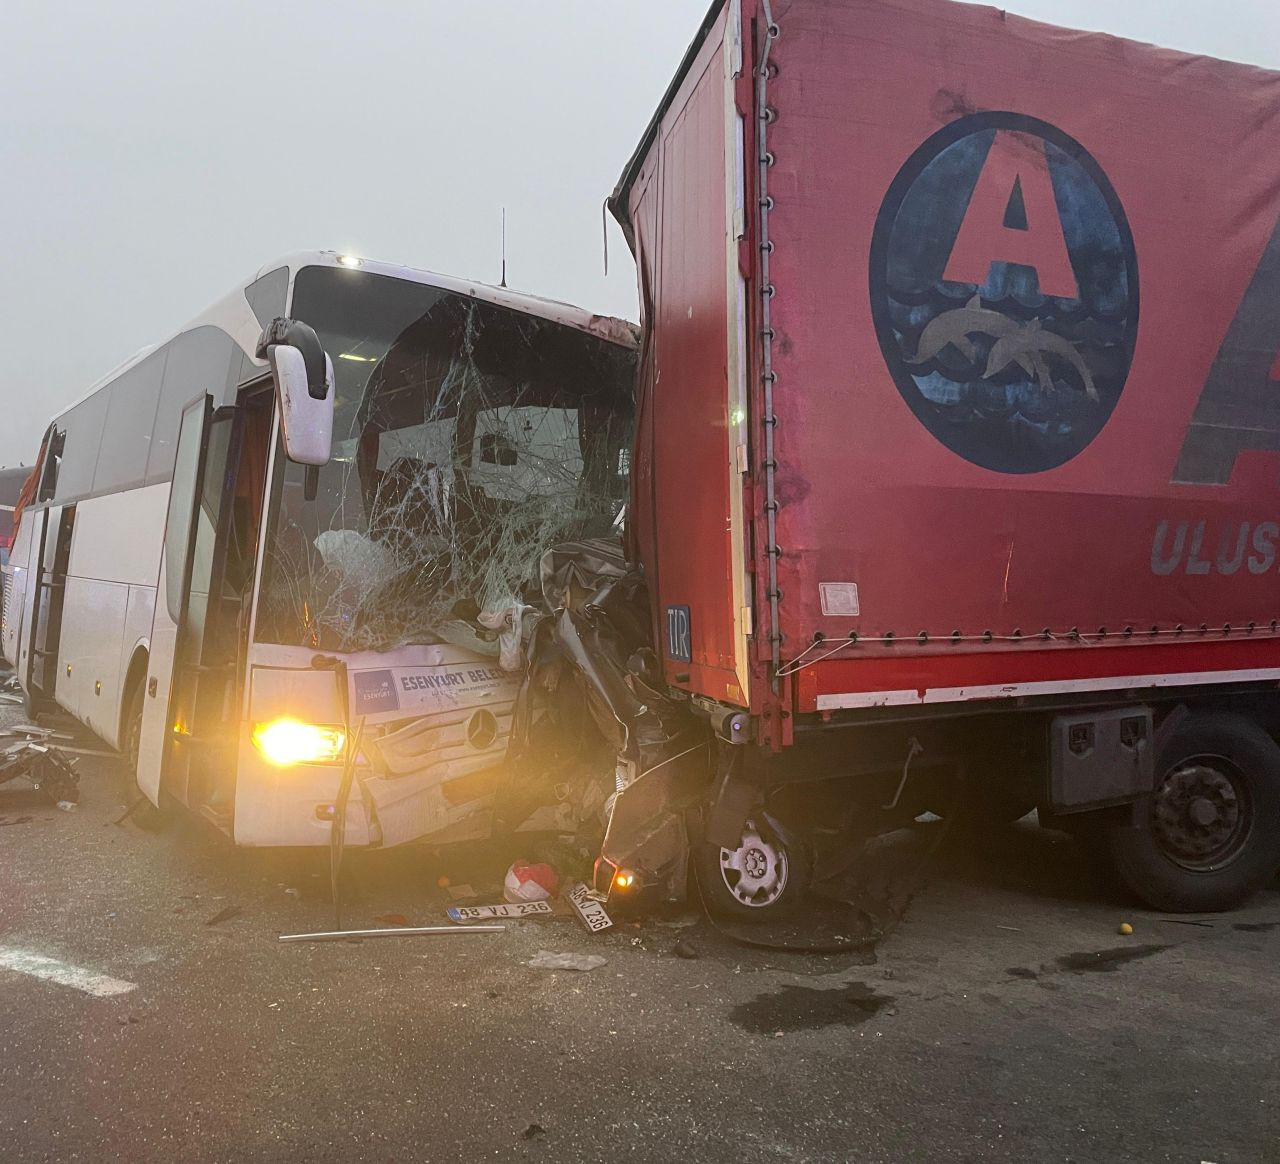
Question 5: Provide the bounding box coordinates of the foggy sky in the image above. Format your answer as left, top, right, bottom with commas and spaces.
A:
2, 0, 1277, 467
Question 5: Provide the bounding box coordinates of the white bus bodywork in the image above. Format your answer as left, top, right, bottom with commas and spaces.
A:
1, 252, 636, 847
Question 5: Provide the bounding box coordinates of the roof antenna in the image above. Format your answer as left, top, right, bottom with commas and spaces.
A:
602, 198, 609, 277
500, 207, 507, 288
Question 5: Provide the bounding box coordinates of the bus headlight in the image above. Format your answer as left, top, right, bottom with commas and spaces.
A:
252, 718, 346, 767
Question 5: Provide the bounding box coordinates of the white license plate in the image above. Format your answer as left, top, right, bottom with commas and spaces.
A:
566, 882, 613, 933
447, 901, 553, 922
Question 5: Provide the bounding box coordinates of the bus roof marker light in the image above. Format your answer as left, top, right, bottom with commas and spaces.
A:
336, 254, 363, 268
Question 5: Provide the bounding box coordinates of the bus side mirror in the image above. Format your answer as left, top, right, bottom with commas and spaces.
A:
257, 318, 335, 466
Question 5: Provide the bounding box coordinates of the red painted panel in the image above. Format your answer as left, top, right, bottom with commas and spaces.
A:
620, 0, 1280, 722
799, 637, 1280, 713
751, 0, 1280, 698
628, 11, 740, 693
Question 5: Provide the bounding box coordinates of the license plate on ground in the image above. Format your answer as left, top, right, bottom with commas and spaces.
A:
447, 901, 553, 922
566, 882, 613, 933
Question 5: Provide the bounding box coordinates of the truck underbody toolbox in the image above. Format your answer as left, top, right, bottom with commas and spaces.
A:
1049, 708, 1154, 814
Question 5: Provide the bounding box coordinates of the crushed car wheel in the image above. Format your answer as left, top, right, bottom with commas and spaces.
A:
1103, 713, 1280, 913
695, 817, 810, 921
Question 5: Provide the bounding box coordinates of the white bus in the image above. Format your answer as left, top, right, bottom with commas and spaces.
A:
1, 252, 636, 846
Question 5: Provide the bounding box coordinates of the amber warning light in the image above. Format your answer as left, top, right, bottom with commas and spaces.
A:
252, 719, 346, 767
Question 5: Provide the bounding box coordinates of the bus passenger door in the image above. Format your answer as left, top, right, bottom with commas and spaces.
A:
136, 396, 228, 806
25, 505, 75, 703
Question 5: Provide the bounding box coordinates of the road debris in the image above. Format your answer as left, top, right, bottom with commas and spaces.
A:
278, 925, 505, 943
111, 797, 153, 827
1118, 922, 1134, 936
204, 906, 244, 927
448, 901, 553, 922
0, 673, 22, 705
565, 882, 613, 933
672, 938, 700, 960
0, 739, 80, 808
527, 950, 607, 972
504, 861, 559, 903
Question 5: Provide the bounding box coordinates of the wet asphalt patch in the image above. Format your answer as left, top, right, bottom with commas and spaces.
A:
1006, 944, 1172, 982
1054, 944, 1172, 973
731, 982, 895, 1034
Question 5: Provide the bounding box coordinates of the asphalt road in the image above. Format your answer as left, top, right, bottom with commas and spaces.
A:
1, 702, 1277, 1163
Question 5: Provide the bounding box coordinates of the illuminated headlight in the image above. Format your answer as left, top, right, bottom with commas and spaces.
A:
252, 718, 346, 767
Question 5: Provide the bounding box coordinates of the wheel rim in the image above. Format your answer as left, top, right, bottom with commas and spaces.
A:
718, 820, 789, 908
1151, 756, 1252, 871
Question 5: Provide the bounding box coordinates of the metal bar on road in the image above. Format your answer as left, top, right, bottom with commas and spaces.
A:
278, 925, 505, 943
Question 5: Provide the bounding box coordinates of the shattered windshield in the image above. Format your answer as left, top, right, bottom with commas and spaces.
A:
256, 266, 635, 653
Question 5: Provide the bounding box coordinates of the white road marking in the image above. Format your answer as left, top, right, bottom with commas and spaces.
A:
0, 947, 137, 998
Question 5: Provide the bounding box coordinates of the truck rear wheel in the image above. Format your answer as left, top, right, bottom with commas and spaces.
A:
1103, 713, 1280, 913
695, 817, 810, 921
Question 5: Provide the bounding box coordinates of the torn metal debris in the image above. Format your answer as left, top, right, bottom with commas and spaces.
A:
278, 925, 505, 943
505, 539, 707, 906
0, 736, 80, 808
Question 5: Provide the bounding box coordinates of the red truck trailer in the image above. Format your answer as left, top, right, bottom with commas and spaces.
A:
604, 0, 1280, 916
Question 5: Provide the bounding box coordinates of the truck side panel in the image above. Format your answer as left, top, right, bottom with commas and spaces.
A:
627, 8, 745, 704
752, 0, 1280, 702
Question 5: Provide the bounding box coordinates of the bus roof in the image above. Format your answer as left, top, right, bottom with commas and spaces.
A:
49, 250, 638, 426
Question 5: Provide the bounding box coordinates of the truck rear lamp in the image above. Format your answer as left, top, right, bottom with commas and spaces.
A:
252, 718, 346, 767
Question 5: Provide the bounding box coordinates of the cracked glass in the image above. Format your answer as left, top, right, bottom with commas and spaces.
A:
255, 266, 635, 654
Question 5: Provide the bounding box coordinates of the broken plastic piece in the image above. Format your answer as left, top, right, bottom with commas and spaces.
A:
504, 861, 559, 903
527, 950, 607, 972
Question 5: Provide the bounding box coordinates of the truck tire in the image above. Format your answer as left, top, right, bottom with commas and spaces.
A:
694, 817, 810, 921
1103, 713, 1280, 913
